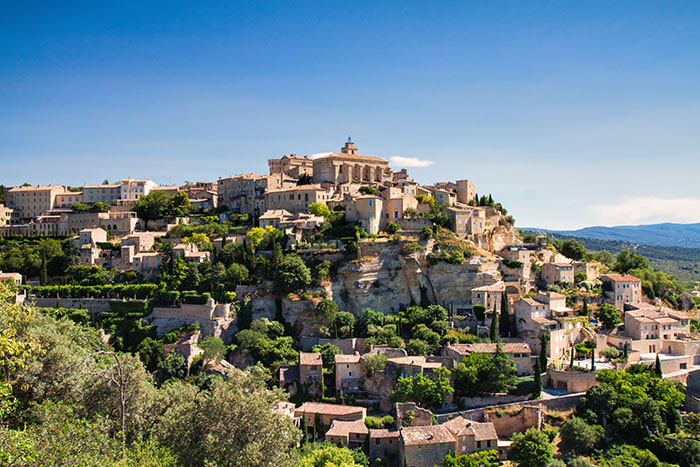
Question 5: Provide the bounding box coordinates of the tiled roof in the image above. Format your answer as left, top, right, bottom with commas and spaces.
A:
267, 184, 328, 194
400, 425, 455, 446
471, 282, 505, 292
370, 429, 399, 439
295, 402, 365, 416
259, 209, 293, 219
314, 152, 388, 164
442, 417, 498, 441
326, 419, 368, 438
602, 273, 641, 282
335, 354, 361, 364
299, 352, 322, 366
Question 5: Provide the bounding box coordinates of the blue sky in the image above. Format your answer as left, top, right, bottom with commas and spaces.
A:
2, 1, 700, 229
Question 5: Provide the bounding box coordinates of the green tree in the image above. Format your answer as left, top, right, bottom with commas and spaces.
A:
595, 303, 622, 329
361, 354, 388, 377
152, 369, 301, 466
273, 255, 311, 294
137, 337, 164, 372
298, 442, 363, 467
489, 305, 499, 343
452, 350, 517, 397
613, 249, 650, 273
311, 343, 342, 374
391, 368, 453, 409
308, 202, 331, 218
560, 239, 587, 261
533, 359, 542, 399
200, 336, 227, 363
386, 222, 400, 235
314, 299, 338, 331
582, 296, 589, 317
559, 416, 603, 455
539, 334, 549, 371
655, 354, 663, 378
500, 293, 510, 337
133, 191, 192, 228
508, 427, 554, 467
158, 352, 187, 381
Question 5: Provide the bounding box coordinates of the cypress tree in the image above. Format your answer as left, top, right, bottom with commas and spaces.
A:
623, 342, 629, 359
570, 347, 575, 368
40, 249, 48, 286
655, 354, 663, 378
533, 359, 542, 399
500, 293, 510, 337
489, 304, 499, 343
582, 296, 589, 317
300, 412, 308, 444
590, 349, 596, 372
539, 334, 549, 371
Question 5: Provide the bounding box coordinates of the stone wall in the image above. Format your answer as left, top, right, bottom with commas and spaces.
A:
395, 402, 433, 427
458, 394, 530, 410
547, 369, 598, 393
484, 405, 543, 438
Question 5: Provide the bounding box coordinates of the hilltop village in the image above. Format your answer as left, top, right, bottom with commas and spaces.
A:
2, 141, 700, 466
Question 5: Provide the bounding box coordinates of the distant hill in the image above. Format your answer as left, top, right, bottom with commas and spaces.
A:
526, 222, 700, 249
523, 231, 700, 283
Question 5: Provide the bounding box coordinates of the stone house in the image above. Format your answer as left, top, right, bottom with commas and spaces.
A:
172, 243, 211, 263
82, 184, 122, 204
370, 429, 400, 466
442, 417, 500, 457
470, 282, 505, 316
601, 273, 642, 309
335, 353, 362, 393
446, 206, 486, 237
624, 305, 690, 341
265, 185, 332, 214
294, 402, 366, 427
399, 425, 455, 467
54, 191, 84, 209
268, 154, 314, 179
344, 194, 384, 235
541, 262, 574, 285
573, 261, 604, 281
381, 187, 418, 227
299, 351, 323, 396
325, 419, 368, 448
0, 271, 22, 285
386, 356, 450, 379
79, 227, 107, 247
120, 178, 157, 201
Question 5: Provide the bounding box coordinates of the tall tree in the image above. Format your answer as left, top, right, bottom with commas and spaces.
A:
499, 293, 510, 337
582, 296, 589, 316
655, 354, 663, 378
489, 304, 499, 343
539, 334, 549, 371
39, 249, 48, 286
533, 359, 542, 399
590, 349, 596, 372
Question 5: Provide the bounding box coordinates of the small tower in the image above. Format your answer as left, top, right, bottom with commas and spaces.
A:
341, 137, 358, 155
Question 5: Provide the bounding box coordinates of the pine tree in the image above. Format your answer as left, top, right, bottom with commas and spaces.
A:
500, 293, 510, 337
533, 359, 542, 399
489, 304, 499, 343
655, 354, 663, 378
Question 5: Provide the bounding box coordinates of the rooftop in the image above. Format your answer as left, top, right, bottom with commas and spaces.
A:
326, 419, 368, 438
335, 354, 362, 364
400, 425, 455, 446
602, 273, 642, 283
299, 352, 322, 366
369, 429, 399, 439
442, 417, 498, 441
295, 402, 365, 416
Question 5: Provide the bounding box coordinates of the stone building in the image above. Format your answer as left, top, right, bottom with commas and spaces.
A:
443, 342, 533, 376
265, 185, 332, 214
335, 353, 362, 393
120, 178, 157, 201
601, 273, 642, 309
399, 425, 455, 467
5, 185, 67, 219
446, 206, 486, 237
369, 429, 400, 466
294, 402, 366, 427
312, 141, 392, 185
542, 262, 574, 285
442, 417, 500, 457
325, 419, 368, 448
299, 351, 323, 396
83, 184, 122, 204
268, 154, 314, 178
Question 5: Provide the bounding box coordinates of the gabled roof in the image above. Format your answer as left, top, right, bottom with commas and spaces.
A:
299, 352, 322, 366
442, 417, 498, 441
335, 354, 362, 364
601, 273, 641, 282
447, 342, 531, 355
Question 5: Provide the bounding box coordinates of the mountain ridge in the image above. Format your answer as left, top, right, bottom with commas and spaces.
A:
523, 221, 700, 249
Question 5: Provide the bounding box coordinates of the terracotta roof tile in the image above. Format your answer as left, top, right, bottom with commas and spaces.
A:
400, 425, 455, 446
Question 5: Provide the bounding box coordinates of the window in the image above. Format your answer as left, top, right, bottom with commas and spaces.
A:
375, 439, 380, 445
